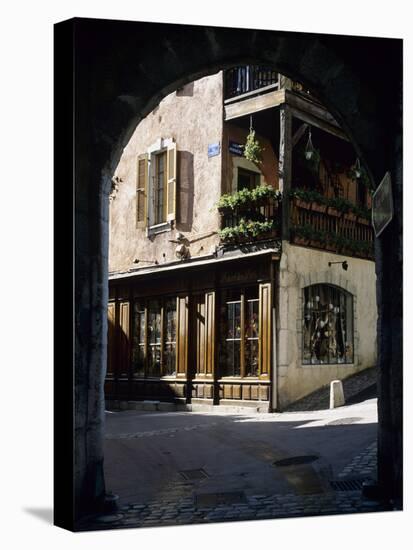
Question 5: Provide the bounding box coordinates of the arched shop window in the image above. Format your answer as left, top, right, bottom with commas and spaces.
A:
303, 284, 354, 365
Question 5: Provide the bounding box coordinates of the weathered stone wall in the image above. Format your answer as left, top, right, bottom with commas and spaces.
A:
275, 242, 377, 410
109, 73, 224, 273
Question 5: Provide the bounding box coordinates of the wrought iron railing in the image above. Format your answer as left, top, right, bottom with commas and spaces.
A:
219, 198, 280, 244
224, 66, 279, 100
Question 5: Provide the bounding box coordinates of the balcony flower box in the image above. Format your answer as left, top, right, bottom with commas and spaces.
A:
357, 215, 371, 226
344, 211, 357, 222
309, 238, 323, 248
327, 206, 341, 217
324, 236, 337, 251
292, 235, 309, 246
311, 201, 327, 214
292, 197, 312, 210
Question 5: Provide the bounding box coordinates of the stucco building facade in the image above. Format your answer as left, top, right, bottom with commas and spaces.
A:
107, 68, 377, 412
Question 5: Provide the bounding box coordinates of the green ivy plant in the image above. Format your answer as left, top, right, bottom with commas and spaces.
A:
290, 188, 371, 219
244, 128, 263, 165
216, 185, 281, 210
289, 188, 327, 205
219, 219, 276, 242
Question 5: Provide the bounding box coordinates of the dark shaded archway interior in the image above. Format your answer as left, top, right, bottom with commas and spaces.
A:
54, 17, 402, 528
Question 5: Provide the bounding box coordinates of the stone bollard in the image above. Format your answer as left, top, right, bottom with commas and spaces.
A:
330, 380, 345, 409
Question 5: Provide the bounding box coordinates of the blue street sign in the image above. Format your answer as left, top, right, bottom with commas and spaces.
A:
208, 142, 221, 157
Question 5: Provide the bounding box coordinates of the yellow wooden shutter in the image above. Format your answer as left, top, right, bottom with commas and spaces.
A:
166, 141, 177, 222
258, 283, 272, 378
136, 153, 148, 228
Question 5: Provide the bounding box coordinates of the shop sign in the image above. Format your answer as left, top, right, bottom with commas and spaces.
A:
229, 141, 244, 156
221, 268, 260, 284
372, 171, 393, 237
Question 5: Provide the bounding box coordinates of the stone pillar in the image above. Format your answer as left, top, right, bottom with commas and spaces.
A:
375, 117, 403, 509
74, 163, 111, 520
329, 380, 345, 408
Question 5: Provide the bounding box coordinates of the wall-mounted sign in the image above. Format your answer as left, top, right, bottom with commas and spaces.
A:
229, 140, 244, 156
208, 142, 221, 157
372, 171, 393, 237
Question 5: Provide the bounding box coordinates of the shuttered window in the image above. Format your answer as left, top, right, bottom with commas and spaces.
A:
137, 140, 177, 229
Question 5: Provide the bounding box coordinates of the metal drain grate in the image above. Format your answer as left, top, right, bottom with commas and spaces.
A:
274, 455, 319, 467
327, 417, 362, 426
195, 491, 246, 508
330, 477, 367, 491
179, 468, 208, 481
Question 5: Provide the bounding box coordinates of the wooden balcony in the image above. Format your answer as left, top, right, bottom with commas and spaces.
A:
290, 198, 374, 260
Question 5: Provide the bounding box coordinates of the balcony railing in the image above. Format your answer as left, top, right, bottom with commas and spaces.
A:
218, 196, 280, 245
290, 198, 374, 260
224, 66, 279, 100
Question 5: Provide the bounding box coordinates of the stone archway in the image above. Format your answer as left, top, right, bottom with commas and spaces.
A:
55, 18, 402, 525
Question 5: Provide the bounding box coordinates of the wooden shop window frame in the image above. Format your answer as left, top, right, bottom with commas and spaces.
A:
219, 283, 270, 380
131, 295, 180, 379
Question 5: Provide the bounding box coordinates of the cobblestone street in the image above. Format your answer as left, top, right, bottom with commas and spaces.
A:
79, 397, 383, 530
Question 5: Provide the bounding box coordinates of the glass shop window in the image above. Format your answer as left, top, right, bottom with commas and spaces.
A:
245, 293, 259, 376
219, 287, 260, 377
163, 298, 177, 376
132, 302, 146, 377
302, 284, 354, 365
147, 299, 162, 376
132, 296, 177, 377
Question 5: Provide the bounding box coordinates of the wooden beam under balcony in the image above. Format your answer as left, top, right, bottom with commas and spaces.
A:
285, 90, 349, 141
224, 89, 286, 120
224, 87, 349, 142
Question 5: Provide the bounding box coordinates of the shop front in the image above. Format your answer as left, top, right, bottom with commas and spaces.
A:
106, 251, 278, 411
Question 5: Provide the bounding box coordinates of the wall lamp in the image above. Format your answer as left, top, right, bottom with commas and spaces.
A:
328, 260, 348, 271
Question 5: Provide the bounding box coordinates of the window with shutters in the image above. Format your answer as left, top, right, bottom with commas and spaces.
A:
136, 138, 177, 234
302, 284, 354, 365
219, 286, 264, 378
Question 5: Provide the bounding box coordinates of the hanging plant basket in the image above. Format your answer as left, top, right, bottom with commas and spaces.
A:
243, 119, 263, 165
